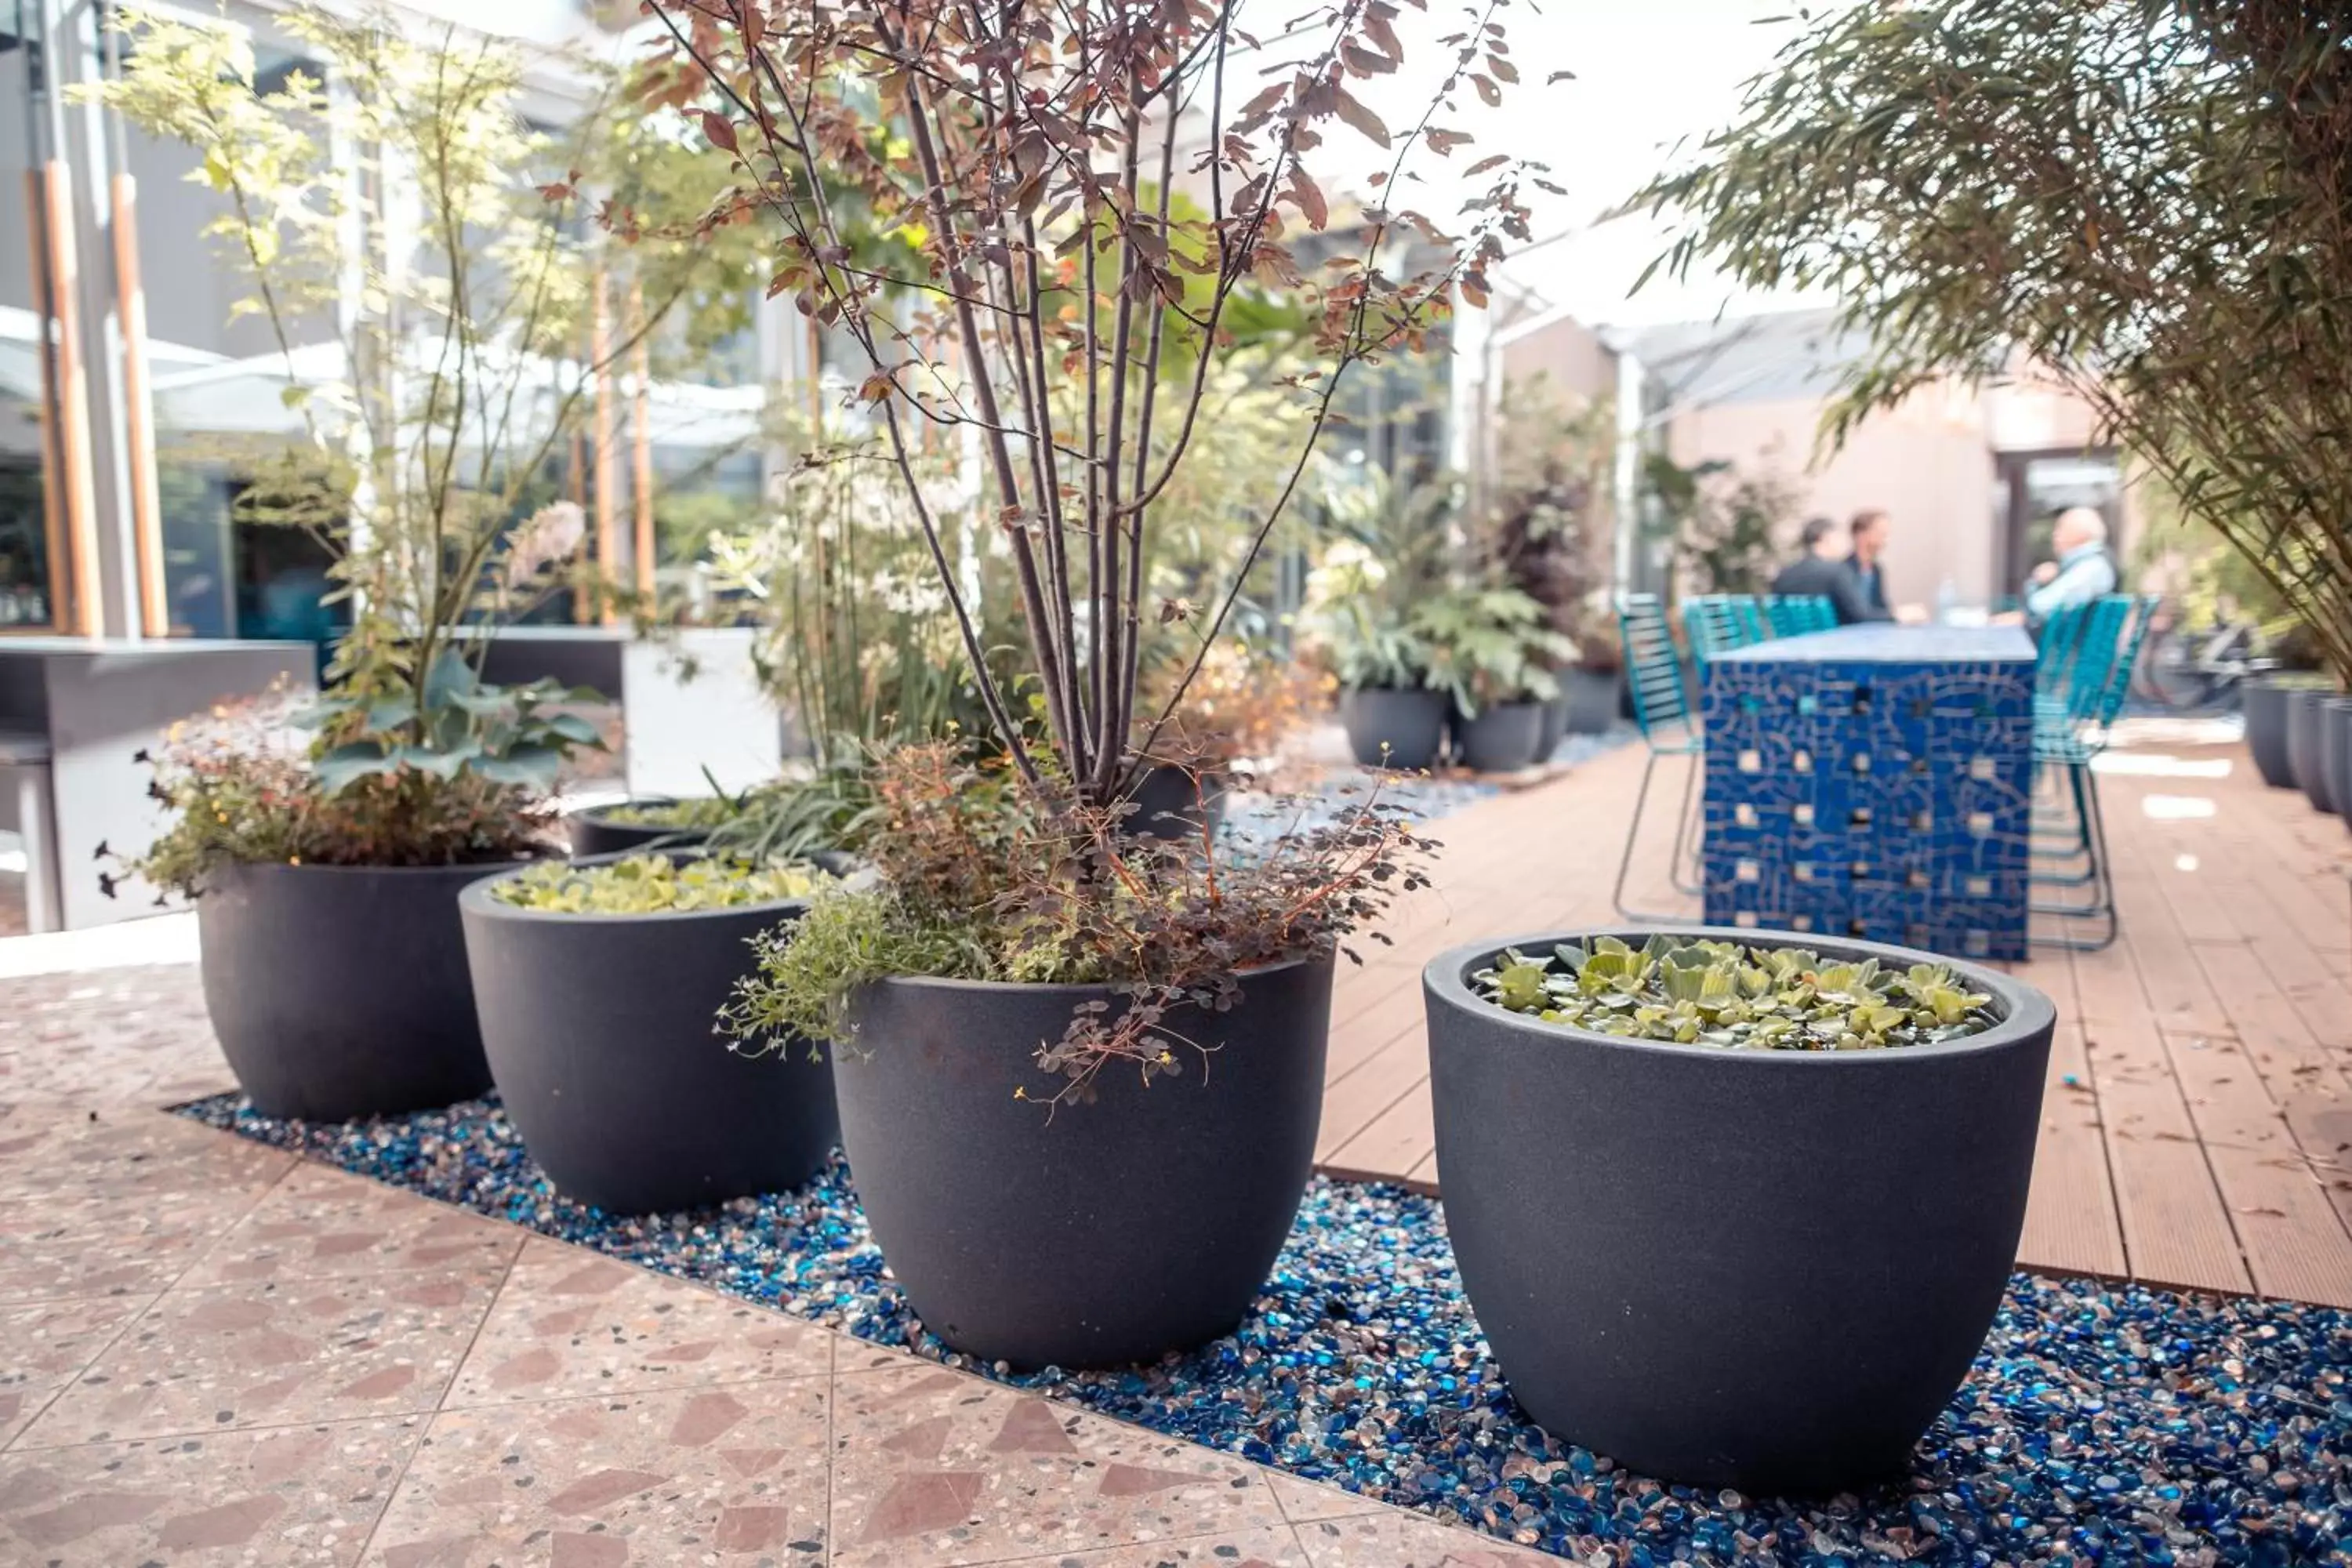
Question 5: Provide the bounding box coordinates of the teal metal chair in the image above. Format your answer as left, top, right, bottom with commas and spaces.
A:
1765, 594, 1835, 636
1616, 593, 1704, 918
2030, 594, 2151, 949
1729, 595, 1774, 644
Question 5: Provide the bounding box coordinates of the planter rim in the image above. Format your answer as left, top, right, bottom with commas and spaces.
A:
456, 846, 827, 926
572, 796, 683, 824
867, 951, 1321, 1004
1425, 924, 2053, 1067
2256, 671, 2339, 689
209, 851, 548, 883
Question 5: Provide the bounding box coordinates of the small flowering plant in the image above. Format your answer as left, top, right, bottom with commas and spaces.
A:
1475, 936, 1998, 1051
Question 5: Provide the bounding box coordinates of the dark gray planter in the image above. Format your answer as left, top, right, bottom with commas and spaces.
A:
1123, 764, 1228, 841
458, 857, 839, 1214
835, 955, 1334, 1369
2326, 700, 2352, 829
1453, 700, 1544, 774
1534, 693, 1569, 764
1562, 668, 1620, 735
2242, 677, 2300, 789
1424, 926, 2055, 1494
566, 798, 710, 857
1340, 686, 1446, 771
199, 856, 535, 1121
2290, 688, 2339, 814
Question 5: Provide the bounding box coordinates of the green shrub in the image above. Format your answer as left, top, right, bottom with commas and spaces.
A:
1475, 936, 1995, 1051
490, 854, 823, 913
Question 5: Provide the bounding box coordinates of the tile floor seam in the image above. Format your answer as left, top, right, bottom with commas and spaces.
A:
840, 1515, 1324, 1568
2, 1127, 301, 1455
349, 1215, 532, 1567
0, 1288, 165, 1457
824, 1322, 839, 1567
433, 1363, 840, 1417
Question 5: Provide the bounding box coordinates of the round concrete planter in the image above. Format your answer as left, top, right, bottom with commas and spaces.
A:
1423, 927, 2055, 1494
1123, 764, 1229, 841
2242, 677, 2302, 789
565, 798, 711, 857
1561, 668, 1620, 735
1453, 701, 1544, 774
2289, 688, 2339, 814
2325, 700, 2352, 829
835, 954, 1334, 1369
1340, 686, 1446, 771
458, 857, 839, 1214
200, 856, 534, 1121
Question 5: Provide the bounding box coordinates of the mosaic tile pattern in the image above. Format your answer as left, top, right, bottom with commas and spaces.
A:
1701, 626, 2038, 959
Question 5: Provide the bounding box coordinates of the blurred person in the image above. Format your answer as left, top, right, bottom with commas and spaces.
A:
1769, 515, 1844, 601
2022, 506, 2118, 628
1828, 510, 1929, 625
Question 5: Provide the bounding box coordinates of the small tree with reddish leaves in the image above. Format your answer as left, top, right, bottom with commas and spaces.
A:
641, 0, 1547, 811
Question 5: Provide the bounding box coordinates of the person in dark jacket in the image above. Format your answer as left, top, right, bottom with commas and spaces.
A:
1829, 509, 1897, 624
1770, 516, 1845, 601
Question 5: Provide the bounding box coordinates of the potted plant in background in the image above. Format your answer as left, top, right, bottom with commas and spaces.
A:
650, 0, 1532, 1367
460, 851, 838, 1214
1416, 584, 1575, 774
1566, 619, 1627, 734
1479, 377, 1610, 761
93, 7, 746, 1120
568, 792, 742, 855
1306, 472, 1458, 770
1421, 928, 2053, 1492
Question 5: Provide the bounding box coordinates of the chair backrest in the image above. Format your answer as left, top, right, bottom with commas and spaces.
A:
1765, 594, 1835, 636
1730, 596, 1773, 644
1621, 593, 1694, 737
2034, 600, 2089, 697
2045, 596, 2133, 725
2094, 593, 2161, 727
1681, 595, 1759, 666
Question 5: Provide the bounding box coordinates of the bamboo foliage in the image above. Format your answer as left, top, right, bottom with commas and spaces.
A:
645, 0, 1551, 806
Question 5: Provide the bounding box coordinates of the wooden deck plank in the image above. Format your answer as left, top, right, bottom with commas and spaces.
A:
2019, 1020, 2129, 1279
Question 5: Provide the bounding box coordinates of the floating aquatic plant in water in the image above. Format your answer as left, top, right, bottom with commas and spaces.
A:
1475, 935, 1996, 1049
491, 853, 822, 914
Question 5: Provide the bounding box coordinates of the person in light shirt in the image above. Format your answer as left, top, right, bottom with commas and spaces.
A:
2001, 506, 2120, 632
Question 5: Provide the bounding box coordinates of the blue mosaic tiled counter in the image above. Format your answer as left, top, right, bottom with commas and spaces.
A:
1701, 623, 2037, 960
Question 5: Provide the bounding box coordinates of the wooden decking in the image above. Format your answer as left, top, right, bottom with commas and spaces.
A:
1316, 724, 2352, 1308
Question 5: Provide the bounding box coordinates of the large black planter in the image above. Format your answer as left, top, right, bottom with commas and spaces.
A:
2289, 688, 2339, 814
2242, 677, 2302, 789
566, 798, 709, 857
199, 857, 534, 1121
1562, 668, 1620, 735
458, 861, 838, 1214
1424, 927, 2055, 1494
835, 955, 1334, 1369
2325, 700, 2352, 829
1453, 700, 1544, 774
1123, 764, 1228, 841
1340, 686, 1446, 771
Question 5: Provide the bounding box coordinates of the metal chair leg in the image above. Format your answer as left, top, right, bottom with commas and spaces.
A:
1613, 747, 1692, 922
1666, 751, 1704, 896
2031, 761, 2120, 950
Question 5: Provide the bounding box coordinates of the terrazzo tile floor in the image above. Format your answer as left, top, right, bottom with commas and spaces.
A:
0, 962, 1538, 1567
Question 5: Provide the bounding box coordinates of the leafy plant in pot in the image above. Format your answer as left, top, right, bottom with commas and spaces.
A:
648, 0, 1534, 1366
1415, 585, 1575, 773
460, 852, 840, 1214
90, 7, 746, 1121
1308, 473, 1459, 771
1422, 930, 2054, 1492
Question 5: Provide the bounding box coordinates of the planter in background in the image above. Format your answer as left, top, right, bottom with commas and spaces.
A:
459, 858, 838, 1214
200, 857, 534, 1121
1423, 927, 2054, 1494
1452, 700, 1545, 774
1562, 668, 1621, 735
566, 798, 709, 858
1533, 693, 1569, 764
1340, 686, 1447, 771
835, 955, 1333, 1369
2289, 688, 2338, 815
1123, 764, 1228, 841
2242, 676, 2301, 789
2326, 700, 2352, 829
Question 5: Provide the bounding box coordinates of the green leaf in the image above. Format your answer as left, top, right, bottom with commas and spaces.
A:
314, 740, 397, 793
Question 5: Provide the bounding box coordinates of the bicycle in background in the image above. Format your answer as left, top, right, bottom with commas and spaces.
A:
2132, 599, 2277, 711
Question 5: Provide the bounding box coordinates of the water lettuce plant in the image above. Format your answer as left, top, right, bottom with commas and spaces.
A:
492, 854, 821, 914
1475, 935, 1995, 1051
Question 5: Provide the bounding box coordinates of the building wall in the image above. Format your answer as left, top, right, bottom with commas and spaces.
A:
1498, 314, 1617, 405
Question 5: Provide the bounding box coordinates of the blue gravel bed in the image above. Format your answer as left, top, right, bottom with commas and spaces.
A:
176, 1091, 2348, 1566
